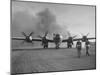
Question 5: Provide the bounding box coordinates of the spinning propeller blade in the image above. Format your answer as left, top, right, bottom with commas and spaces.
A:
81, 33, 84, 36
72, 35, 77, 38
22, 32, 27, 37
29, 32, 34, 36
44, 31, 48, 37
67, 31, 71, 37
86, 33, 89, 36
37, 35, 43, 38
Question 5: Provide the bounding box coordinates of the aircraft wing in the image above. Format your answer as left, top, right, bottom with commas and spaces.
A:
47, 39, 54, 42
32, 39, 42, 41
12, 37, 25, 40
87, 37, 96, 40
32, 38, 54, 42
62, 37, 96, 42
72, 37, 96, 41
73, 38, 82, 41
62, 39, 68, 42
62, 39, 78, 42
62, 38, 81, 42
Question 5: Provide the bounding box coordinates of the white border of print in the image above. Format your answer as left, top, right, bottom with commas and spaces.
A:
0, 0, 100, 75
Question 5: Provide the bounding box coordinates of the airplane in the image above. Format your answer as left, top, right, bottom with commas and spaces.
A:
12, 32, 96, 49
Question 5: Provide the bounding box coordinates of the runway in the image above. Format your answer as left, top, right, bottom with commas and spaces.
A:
11, 47, 96, 74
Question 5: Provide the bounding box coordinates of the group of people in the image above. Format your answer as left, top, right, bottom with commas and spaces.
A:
76, 39, 90, 58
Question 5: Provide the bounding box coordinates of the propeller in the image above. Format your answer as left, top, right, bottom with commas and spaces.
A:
67, 31, 71, 37
37, 35, 43, 38
72, 35, 77, 38
29, 32, 34, 36
86, 33, 89, 36
20, 32, 34, 44
29, 32, 34, 37
44, 31, 48, 37
38, 31, 48, 38
80, 33, 84, 36
79, 33, 90, 42
67, 31, 77, 39
22, 32, 27, 37
80, 33, 89, 37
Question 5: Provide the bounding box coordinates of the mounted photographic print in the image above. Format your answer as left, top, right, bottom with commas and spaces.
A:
11, 0, 96, 75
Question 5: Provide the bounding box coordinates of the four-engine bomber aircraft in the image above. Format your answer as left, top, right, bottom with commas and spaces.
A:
12, 32, 96, 49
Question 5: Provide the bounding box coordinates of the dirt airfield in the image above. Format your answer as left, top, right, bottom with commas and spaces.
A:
11, 46, 96, 74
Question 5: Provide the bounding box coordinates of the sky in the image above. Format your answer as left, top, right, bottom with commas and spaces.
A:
11, 1, 96, 39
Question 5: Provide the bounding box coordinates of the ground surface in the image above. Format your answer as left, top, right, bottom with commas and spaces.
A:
11, 47, 96, 74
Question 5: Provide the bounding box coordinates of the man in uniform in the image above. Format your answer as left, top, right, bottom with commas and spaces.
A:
76, 40, 82, 58
85, 39, 90, 56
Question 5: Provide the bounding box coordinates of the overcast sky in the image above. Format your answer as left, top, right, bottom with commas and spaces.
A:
11, 1, 95, 39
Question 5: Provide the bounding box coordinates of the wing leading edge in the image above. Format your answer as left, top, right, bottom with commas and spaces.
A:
62, 37, 96, 42
12, 37, 25, 40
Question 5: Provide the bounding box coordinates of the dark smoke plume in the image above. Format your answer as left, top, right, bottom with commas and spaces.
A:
35, 8, 70, 37
12, 8, 70, 37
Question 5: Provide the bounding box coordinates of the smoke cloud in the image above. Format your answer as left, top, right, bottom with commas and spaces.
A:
35, 8, 67, 36
12, 8, 70, 38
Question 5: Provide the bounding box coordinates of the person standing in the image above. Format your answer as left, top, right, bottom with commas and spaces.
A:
76, 40, 82, 58
85, 39, 90, 56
